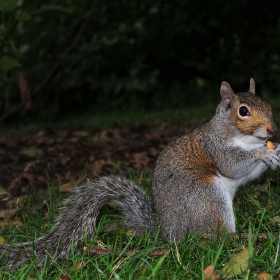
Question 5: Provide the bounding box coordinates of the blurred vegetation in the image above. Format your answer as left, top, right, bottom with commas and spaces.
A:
1, 0, 280, 124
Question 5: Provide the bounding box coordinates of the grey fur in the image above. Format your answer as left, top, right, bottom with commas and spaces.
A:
1, 79, 280, 269
152, 83, 280, 239
0, 176, 155, 270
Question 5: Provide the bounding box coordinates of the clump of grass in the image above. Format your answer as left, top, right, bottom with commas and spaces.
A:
0, 170, 280, 278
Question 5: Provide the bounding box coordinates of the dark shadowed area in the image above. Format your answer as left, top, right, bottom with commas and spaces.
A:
1, 0, 280, 124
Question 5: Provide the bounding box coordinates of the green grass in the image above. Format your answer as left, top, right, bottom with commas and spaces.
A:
1, 101, 280, 278
1, 91, 280, 136
0, 103, 217, 136
0, 171, 280, 279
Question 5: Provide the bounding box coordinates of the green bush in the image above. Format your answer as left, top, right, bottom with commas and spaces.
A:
1, 0, 280, 122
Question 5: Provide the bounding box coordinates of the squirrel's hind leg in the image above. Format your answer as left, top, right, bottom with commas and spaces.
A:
158, 185, 236, 240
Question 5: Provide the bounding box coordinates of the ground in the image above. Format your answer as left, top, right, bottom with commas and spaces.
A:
0, 120, 280, 278
0, 123, 190, 197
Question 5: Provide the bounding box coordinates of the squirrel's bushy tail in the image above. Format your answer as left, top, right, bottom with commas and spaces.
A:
0, 176, 155, 270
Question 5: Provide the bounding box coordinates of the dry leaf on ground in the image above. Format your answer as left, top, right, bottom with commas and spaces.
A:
273, 216, 280, 224
60, 273, 71, 280
257, 273, 271, 280
204, 265, 221, 279
0, 236, 6, 244
222, 247, 250, 278
274, 271, 280, 279
0, 209, 18, 219
132, 152, 150, 166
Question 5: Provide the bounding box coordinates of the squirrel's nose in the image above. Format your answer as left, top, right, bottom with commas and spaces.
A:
267, 122, 277, 136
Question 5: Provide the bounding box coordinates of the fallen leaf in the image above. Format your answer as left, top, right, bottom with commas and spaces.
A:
222, 247, 250, 278
126, 229, 133, 237
59, 182, 74, 193
60, 274, 71, 280
274, 271, 280, 279
70, 260, 86, 270
239, 233, 272, 239
0, 236, 6, 244
60, 156, 71, 166
132, 152, 150, 166
0, 121, 176, 198
92, 159, 106, 175
204, 265, 221, 279
149, 249, 169, 257
88, 247, 168, 257
101, 221, 123, 233
0, 187, 10, 199
89, 155, 95, 162
75, 261, 86, 269
95, 238, 107, 250
273, 216, 280, 224
20, 148, 43, 158
0, 209, 18, 219
72, 131, 89, 138
0, 220, 22, 226
148, 147, 158, 157
8, 160, 49, 195
126, 249, 140, 255
69, 137, 79, 143
88, 248, 107, 255
60, 175, 85, 193
6, 196, 26, 209
252, 179, 271, 192
107, 201, 118, 208
258, 273, 271, 280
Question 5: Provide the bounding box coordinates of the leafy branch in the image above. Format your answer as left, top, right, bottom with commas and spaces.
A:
0, 0, 98, 122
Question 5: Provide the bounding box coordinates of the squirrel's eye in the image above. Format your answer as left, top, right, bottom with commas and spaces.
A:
239, 106, 250, 117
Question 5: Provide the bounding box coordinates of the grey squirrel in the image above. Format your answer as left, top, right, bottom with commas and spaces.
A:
1, 78, 279, 270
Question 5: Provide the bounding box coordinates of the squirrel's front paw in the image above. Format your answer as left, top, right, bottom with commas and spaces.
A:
272, 142, 280, 153
256, 147, 280, 170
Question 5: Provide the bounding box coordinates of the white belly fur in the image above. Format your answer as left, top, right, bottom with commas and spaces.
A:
215, 161, 267, 201
232, 135, 265, 151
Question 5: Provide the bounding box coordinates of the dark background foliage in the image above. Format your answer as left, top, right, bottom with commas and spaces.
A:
1, 0, 280, 123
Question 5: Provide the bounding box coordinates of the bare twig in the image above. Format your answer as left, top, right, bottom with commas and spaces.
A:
174, 242, 188, 271
0, 0, 98, 122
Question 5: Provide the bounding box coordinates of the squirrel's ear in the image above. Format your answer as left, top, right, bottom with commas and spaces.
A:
220, 81, 235, 109
249, 78, 255, 94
